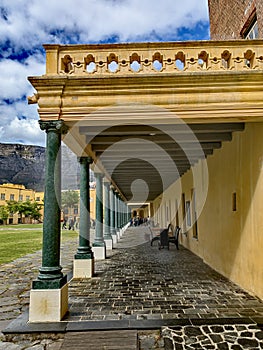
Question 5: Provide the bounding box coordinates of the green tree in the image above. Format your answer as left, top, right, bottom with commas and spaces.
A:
6, 201, 20, 215
61, 190, 79, 210
6, 200, 42, 222
27, 201, 42, 221
0, 205, 9, 224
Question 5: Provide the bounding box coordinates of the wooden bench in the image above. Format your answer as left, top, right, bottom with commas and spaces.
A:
150, 227, 167, 246
150, 225, 181, 250
169, 226, 181, 250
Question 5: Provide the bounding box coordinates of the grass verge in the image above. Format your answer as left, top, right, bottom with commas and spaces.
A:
0, 223, 78, 265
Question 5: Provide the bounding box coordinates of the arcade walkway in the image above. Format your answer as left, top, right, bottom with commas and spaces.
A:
66, 226, 263, 325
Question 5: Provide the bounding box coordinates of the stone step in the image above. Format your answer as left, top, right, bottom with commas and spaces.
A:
60, 330, 138, 350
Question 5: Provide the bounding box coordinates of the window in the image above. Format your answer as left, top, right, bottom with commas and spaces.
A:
10, 194, 14, 201
19, 195, 23, 201
191, 189, 198, 239
186, 201, 191, 227
242, 12, 258, 40
36, 197, 40, 201
175, 199, 179, 226
232, 192, 237, 212
245, 19, 258, 39
181, 193, 186, 232
26, 196, 30, 201
1, 193, 5, 200
74, 207, 78, 214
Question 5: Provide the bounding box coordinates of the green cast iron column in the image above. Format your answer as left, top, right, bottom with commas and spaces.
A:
124, 202, 127, 225
75, 157, 94, 259
93, 173, 104, 246
110, 186, 116, 235
120, 200, 123, 227
114, 191, 119, 231
33, 120, 67, 289
103, 181, 112, 240
117, 193, 121, 230
127, 204, 130, 223
122, 200, 125, 227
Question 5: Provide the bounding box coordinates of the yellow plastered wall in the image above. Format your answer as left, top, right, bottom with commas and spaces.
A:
199, 122, 263, 300
0, 184, 37, 224
152, 122, 263, 300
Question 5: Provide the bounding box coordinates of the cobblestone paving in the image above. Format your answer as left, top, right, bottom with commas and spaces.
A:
67, 227, 263, 323
0, 237, 78, 350
66, 226, 263, 348
162, 324, 263, 350
1, 226, 263, 349
0, 239, 78, 322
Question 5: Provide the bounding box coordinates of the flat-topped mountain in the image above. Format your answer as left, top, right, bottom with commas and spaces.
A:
0, 143, 80, 191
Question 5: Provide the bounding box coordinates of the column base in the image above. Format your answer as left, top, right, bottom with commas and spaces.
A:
92, 245, 106, 260
112, 234, 117, 246
104, 238, 113, 250
73, 258, 94, 278
116, 230, 121, 240
29, 283, 68, 323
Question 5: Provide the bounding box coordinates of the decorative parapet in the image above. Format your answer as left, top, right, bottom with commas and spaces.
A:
43, 40, 263, 76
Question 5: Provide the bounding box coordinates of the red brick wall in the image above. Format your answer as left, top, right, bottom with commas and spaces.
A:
208, 0, 263, 40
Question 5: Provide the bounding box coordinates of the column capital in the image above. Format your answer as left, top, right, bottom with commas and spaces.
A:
39, 120, 68, 134
104, 180, 111, 188
94, 172, 104, 179
77, 156, 93, 165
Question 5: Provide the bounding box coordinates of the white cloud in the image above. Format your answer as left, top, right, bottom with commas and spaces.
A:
0, 54, 45, 145
0, 56, 45, 100
0, 0, 209, 48
1, 117, 46, 146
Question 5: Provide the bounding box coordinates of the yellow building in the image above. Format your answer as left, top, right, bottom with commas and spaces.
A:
61, 187, 96, 227
0, 183, 44, 224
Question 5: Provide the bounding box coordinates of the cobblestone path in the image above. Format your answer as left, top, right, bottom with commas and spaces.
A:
68, 227, 263, 322
0, 238, 78, 350
0, 239, 78, 322
67, 226, 263, 349
0, 226, 263, 349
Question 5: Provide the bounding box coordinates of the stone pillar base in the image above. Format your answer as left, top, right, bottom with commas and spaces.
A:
123, 223, 129, 232
116, 230, 121, 240
104, 238, 113, 250
29, 283, 68, 323
93, 245, 106, 260
112, 234, 117, 246
73, 258, 94, 278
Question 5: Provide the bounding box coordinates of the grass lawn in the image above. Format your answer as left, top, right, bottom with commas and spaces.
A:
0, 223, 78, 265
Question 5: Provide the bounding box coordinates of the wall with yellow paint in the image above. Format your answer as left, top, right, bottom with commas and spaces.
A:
152, 122, 263, 300
0, 183, 42, 224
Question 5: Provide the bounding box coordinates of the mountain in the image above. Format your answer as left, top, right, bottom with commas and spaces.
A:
0, 143, 80, 191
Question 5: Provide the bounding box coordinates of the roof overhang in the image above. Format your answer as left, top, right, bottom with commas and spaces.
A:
28, 39, 263, 202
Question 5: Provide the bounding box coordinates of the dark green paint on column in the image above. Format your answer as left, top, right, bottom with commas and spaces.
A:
33, 120, 68, 290
103, 182, 112, 240
75, 157, 94, 260
110, 187, 116, 236
93, 173, 104, 247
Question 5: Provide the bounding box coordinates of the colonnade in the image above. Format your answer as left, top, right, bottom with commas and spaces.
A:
29, 120, 130, 322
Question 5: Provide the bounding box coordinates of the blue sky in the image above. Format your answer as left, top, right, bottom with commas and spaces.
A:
0, 0, 209, 146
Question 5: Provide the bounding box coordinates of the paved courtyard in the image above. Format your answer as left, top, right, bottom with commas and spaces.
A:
1, 226, 263, 349
67, 227, 263, 323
